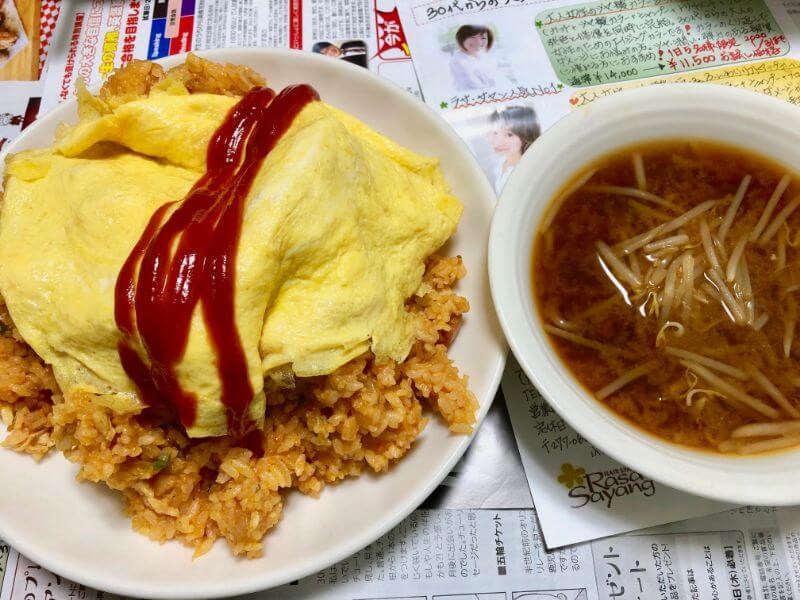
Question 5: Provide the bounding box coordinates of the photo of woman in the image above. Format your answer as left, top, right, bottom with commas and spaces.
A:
312, 40, 369, 69
312, 41, 343, 58
449, 24, 496, 91
487, 105, 540, 195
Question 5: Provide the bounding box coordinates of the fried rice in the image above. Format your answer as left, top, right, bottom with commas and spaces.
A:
0, 55, 477, 558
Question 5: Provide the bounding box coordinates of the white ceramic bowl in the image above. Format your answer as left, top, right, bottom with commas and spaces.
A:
0, 49, 505, 598
490, 84, 800, 506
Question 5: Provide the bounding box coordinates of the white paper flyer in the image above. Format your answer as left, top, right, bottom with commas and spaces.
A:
40, 0, 421, 113
502, 354, 734, 549
396, 0, 800, 194
8, 506, 800, 599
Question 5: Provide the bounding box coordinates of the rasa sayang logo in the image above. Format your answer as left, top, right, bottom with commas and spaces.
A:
557, 463, 656, 508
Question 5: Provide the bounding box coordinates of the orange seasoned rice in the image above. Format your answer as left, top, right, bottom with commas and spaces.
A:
0, 56, 477, 558
0, 255, 475, 558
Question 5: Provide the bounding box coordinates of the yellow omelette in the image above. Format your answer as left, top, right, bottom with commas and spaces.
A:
0, 79, 461, 437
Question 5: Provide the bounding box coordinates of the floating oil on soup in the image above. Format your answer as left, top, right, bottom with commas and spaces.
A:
533, 141, 800, 455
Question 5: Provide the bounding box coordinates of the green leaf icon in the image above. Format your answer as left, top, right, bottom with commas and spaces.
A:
535, 20, 543, 28
557, 463, 586, 489
439, 101, 449, 109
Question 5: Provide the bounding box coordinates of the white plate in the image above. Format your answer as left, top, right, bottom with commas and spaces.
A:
0, 48, 505, 598
489, 83, 800, 507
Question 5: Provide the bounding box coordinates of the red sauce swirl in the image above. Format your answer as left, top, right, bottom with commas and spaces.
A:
114, 84, 319, 436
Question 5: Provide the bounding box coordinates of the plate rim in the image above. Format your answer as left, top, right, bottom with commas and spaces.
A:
0, 47, 507, 598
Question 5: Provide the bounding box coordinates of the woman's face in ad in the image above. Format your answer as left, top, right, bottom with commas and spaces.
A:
488, 124, 522, 157
462, 32, 488, 55
321, 45, 342, 57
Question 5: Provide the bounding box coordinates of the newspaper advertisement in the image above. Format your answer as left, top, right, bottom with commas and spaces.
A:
38, 0, 420, 113
396, 0, 800, 195
0, 0, 419, 145
4, 506, 800, 599
394, 0, 800, 548
259, 506, 800, 600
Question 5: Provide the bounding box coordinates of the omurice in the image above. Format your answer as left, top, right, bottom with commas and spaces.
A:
0, 54, 477, 557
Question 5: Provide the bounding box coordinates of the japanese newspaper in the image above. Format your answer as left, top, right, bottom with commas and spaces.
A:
0, 0, 419, 152
396, 0, 800, 194
3, 1, 800, 599
39, 0, 420, 111
395, 0, 800, 550
263, 506, 800, 600
4, 506, 800, 599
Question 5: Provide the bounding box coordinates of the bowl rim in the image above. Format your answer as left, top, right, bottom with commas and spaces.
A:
0, 47, 506, 598
489, 82, 800, 506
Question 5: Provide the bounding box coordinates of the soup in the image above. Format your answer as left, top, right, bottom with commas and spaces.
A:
533, 141, 800, 455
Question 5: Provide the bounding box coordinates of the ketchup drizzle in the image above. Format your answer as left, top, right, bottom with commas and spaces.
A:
114, 84, 319, 435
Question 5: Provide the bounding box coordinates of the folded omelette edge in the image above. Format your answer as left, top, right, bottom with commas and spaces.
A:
0, 82, 463, 438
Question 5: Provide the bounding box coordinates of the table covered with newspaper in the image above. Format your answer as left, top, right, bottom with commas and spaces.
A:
2, 1, 800, 598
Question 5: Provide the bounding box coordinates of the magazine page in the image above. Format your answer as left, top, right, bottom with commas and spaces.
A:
396, 0, 800, 194
39, 0, 420, 113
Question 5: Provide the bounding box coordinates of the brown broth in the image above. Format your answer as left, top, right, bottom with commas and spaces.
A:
532, 140, 800, 454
